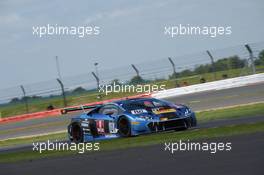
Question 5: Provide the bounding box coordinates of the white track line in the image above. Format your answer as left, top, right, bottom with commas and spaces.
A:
0, 130, 67, 142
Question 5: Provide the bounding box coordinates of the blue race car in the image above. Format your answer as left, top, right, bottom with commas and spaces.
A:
67, 97, 197, 142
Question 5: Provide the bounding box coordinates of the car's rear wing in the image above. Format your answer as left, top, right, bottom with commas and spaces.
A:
60, 94, 150, 115
60, 105, 101, 114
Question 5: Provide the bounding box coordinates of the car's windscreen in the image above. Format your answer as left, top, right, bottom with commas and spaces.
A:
122, 100, 170, 113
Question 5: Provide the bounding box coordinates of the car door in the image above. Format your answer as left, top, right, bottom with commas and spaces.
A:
95, 104, 122, 134
98, 104, 122, 119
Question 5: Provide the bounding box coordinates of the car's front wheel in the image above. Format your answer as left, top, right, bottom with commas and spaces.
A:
174, 120, 188, 131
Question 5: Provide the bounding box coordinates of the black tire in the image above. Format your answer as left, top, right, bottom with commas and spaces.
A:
175, 120, 188, 131
71, 123, 83, 143
118, 117, 131, 137
89, 120, 99, 137
191, 117, 197, 127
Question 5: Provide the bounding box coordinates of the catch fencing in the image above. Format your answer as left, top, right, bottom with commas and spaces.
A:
0, 41, 264, 117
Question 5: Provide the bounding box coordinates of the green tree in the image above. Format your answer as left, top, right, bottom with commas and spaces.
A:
179, 69, 193, 77
194, 64, 211, 74
110, 79, 122, 85
72, 87, 86, 94
229, 56, 245, 69
169, 72, 180, 79
255, 49, 264, 66
129, 75, 145, 85
9, 97, 20, 103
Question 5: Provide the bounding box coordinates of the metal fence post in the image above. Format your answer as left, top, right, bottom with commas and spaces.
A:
20, 85, 29, 113
131, 64, 140, 77
168, 57, 179, 87
56, 78, 67, 107
245, 44, 256, 74
206, 50, 217, 80
92, 72, 100, 90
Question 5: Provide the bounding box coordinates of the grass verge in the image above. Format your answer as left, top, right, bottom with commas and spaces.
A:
196, 102, 264, 122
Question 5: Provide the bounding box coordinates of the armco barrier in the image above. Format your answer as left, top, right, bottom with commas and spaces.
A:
0, 109, 61, 124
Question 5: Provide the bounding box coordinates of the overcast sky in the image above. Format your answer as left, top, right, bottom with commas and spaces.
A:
1, 0, 264, 89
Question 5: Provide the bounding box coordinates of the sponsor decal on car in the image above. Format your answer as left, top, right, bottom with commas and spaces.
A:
131, 121, 140, 125
152, 108, 176, 114
96, 120, 105, 133
108, 121, 116, 133
160, 117, 168, 121
131, 109, 148, 114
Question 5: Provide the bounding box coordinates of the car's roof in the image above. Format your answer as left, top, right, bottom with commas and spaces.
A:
113, 97, 156, 105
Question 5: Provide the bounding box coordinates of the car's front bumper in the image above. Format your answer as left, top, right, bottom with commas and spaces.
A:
131, 112, 197, 135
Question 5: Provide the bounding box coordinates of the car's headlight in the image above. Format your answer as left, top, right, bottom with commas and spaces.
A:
184, 108, 192, 116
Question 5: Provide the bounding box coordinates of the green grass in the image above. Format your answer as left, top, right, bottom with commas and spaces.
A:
0, 122, 264, 162
0, 132, 67, 148
196, 103, 264, 122
1, 66, 264, 118
0, 120, 68, 136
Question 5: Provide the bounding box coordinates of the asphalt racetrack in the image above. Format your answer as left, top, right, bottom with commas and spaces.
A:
1, 132, 263, 175
1, 82, 263, 140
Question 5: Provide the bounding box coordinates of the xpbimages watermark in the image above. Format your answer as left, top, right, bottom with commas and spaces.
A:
98, 82, 166, 95
32, 24, 100, 38
164, 140, 232, 154
164, 24, 232, 38
32, 140, 100, 153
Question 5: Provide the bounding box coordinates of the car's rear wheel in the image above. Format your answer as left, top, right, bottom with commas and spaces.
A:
118, 117, 131, 137
71, 123, 83, 143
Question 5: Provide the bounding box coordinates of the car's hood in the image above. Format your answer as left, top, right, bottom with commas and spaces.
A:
129, 104, 189, 120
